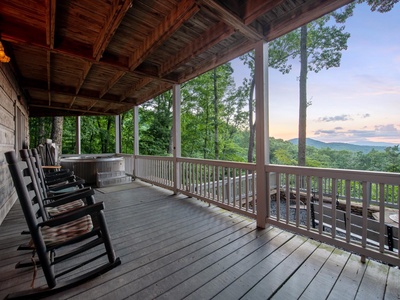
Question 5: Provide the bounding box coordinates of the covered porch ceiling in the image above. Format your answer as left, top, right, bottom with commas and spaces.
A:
0, 0, 352, 117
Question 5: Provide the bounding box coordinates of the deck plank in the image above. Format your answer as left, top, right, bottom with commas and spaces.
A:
242, 238, 320, 299
299, 248, 351, 300
271, 243, 335, 299
385, 266, 400, 300
184, 230, 294, 300
355, 259, 389, 300
213, 235, 307, 300
0, 182, 398, 300
155, 226, 282, 299
328, 253, 367, 300
100, 221, 258, 299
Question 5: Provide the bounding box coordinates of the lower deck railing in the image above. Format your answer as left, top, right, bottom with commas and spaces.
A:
133, 155, 400, 266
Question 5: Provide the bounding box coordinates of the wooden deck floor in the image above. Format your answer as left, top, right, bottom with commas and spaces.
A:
1, 180, 399, 299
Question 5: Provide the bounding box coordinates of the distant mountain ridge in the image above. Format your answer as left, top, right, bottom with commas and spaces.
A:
288, 138, 390, 153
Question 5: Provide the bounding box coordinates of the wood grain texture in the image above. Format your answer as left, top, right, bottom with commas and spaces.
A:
1, 0, 354, 116
0, 182, 398, 299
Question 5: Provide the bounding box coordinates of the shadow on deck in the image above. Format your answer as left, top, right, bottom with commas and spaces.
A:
0, 180, 399, 299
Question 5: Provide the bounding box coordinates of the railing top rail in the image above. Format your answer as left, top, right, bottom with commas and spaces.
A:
266, 164, 400, 185
177, 157, 256, 170
136, 155, 173, 161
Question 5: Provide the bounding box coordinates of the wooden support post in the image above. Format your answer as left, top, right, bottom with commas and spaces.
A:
255, 40, 270, 228
173, 84, 181, 194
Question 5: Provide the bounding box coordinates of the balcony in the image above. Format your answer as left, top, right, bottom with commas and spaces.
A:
1, 155, 399, 299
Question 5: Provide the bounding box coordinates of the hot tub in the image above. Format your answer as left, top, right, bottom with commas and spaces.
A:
60, 155, 125, 185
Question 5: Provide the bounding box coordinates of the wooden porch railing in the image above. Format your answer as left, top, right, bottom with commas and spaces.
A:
133, 155, 400, 266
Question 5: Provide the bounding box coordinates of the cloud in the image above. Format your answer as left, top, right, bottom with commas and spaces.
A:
318, 115, 353, 122
311, 123, 400, 144
317, 113, 371, 123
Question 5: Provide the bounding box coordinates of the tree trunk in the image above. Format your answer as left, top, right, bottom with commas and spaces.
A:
213, 68, 219, 160
38, 117, 46, 145
97, 119, 104, 152
298, 25, 308, 166
106, 116, 112, 153
50, 116, 64, 161
169, 124, 174, 155
247, 77, 255, 163
204, 103, 209, 159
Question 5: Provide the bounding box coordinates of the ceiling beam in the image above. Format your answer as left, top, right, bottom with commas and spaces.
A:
128, 0, 200, 71
178, 38, 256, 84
22, 80, 135, 105
46, 52, 51, 105
134, 82, 172, 106
99, 70, 126, 98
242, 0, 286, 25
45, 0, 56, 49
120, 77, 153, 102
30, 104, 116, 116
69, 61, 93, 108
265, 0, 354, 41
93, 0, 133, 61
160, 21, 235, 77
2, 27, 178, 84
197, 0, 264, 42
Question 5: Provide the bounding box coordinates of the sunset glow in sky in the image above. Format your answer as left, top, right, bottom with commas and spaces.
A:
231, 3, 400, 146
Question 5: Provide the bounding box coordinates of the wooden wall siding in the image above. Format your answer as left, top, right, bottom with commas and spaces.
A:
0, 64, 28, 225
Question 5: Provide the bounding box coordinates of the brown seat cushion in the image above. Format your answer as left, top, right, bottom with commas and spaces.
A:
41, 215, 93, 246
46, 199, 85, 217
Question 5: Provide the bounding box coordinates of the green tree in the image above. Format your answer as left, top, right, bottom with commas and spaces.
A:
271, 12, 353, 166
384, 145, 400, 172
121, 110, 134, 154
139, 91, 172, 156
180, 63, 237, 159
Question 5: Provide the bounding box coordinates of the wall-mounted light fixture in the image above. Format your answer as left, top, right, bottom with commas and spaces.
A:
0, 41, 10, 63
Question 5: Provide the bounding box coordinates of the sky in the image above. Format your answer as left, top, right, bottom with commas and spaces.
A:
230, 2, 400, 146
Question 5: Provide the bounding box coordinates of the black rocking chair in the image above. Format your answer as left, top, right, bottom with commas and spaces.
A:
17, 149, 96, 253
5, 150, 121, 299
30, 148, 85, 197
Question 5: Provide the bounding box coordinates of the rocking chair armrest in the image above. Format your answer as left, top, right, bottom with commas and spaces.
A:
44, 169, 71, 176
39, 202, 105, 228
45, 174, 77, 184
44, 188, 94, 207
47, 179, 85, 191
44, 170, 73, 179
44, 186, 91, 201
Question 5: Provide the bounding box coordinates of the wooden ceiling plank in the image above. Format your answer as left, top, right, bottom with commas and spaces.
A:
120, 77, 153, 102
265, 0, 354, 41
129, 0, 200, 71
93, 0, 133, 61
47, 51, 51, 105
70, 61, 93, 108
75, 61, 93, 95
45, 0, 56, 49
1, 20, 47, 46
87, 100, 99, 111
243, 0, 286, 25
102, 102, 115, 113
178, 39, 257, 84
197, 0, 264, 41
160, 21, 234, 77
134, 82, 172, 106
24, 82, 125, 105
30, 104, 115, 116
99, 70, 126, 98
